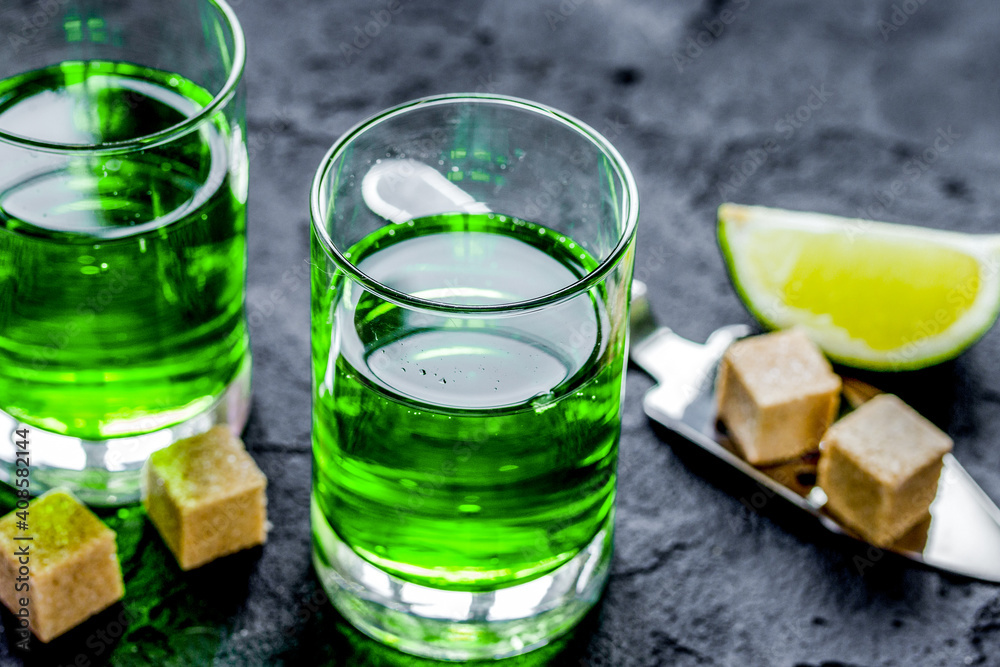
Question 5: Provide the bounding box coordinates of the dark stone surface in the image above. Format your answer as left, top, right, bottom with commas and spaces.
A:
3, 0, 1000, 665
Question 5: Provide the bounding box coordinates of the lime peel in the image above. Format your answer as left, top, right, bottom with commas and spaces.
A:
718, 203, 1000, 370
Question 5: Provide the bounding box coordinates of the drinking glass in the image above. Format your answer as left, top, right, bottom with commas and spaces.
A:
310, 94, 638, 660
0, 0, 250, 505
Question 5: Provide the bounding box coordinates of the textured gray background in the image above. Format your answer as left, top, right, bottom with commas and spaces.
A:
5, 0, 1000, 665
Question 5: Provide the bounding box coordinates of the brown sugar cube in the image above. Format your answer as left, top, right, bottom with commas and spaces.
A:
716, 329, 842, 465
0, 490, 124, 643
143, 425, 267, 571
817, 393, 952, 546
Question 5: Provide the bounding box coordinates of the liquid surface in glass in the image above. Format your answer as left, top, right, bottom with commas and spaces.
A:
312, 212, 622, 591
0, 61, 249, 439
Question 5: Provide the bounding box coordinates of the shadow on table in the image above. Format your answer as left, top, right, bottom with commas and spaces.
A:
276, 578, 604, 667
0, 482, 602, 666
0, 496, 262, 667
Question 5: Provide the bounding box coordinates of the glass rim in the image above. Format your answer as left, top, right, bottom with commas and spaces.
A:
0, 0, 246, 155
310, 93, 640, 315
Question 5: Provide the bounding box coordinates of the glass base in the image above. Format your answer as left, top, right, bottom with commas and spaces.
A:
311, 495, 613, 661
0, 362, 251, 507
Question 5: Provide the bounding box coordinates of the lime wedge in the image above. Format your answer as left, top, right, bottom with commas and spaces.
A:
718, 203, 1000, 370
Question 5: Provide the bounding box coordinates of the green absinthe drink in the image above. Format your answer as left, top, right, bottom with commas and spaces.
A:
310, 94, 638, 660
0, 60, 249, 496
313, 212, 621, 589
